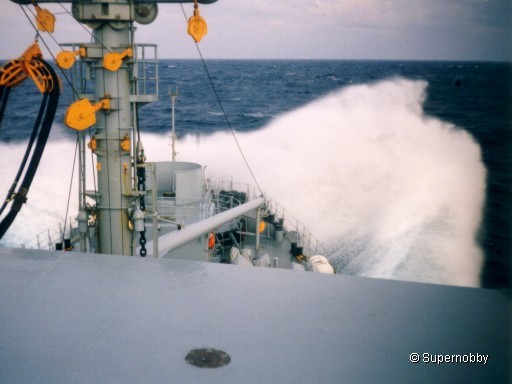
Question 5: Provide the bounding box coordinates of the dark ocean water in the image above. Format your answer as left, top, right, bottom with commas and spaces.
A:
0, 59, 510, 289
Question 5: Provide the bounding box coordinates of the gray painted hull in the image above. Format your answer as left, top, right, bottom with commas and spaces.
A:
0, 248, 509, 383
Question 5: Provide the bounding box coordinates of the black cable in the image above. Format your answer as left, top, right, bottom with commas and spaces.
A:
0, 59, 60, 239
0, 92, 49, 216
0, 86, 11, 125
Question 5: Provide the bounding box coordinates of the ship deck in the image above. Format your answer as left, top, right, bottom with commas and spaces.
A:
0, 247, 509, 383
161, 228, 299, 270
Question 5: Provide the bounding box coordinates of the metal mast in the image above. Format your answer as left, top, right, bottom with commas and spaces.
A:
169, 85, 179, 161
10, 0, 217, 256
69, 1, 149, 256
94, 17, 132, 255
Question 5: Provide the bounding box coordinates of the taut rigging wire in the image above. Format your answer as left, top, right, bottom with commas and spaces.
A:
20, 3, 82, 100
56, 2, 112, 53
179, 4, 264, 196
60, 137, 79, 245
0, 4, 79, 240
16, 3, 99, 247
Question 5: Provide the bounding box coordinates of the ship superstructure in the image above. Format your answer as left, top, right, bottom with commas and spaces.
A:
1, 0, 331, 273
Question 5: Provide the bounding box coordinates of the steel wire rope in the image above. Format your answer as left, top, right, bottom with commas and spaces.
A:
53, 2, 101, 248
56, 2, 113, 54
45, 15, 116, 254
0, 6, 61, 232
17, 2, 105, 250
19, 4, 82, 101
19, 2, 95, 248
86, 132, 98, 245
60, 136, 79, 246
65, 54, 99, 223
179, 4, 264, 196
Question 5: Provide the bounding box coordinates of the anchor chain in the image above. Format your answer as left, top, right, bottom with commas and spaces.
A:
137, 148, 147, 257
139, 229, 147, 257
137, 164, 146, 211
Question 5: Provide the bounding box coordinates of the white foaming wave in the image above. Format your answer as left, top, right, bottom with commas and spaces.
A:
0, 136, 80, 247
0, 78, 486, 287
159, 77, 486, 287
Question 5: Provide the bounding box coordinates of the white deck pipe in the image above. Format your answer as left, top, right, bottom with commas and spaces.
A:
144, 197, 264, 257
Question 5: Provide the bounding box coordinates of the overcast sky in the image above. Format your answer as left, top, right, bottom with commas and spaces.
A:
1, 0, 511, 61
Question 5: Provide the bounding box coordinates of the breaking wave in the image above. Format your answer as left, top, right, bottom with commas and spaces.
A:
0, 78, 486, 287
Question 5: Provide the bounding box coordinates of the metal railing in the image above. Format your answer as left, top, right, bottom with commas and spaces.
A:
19, 217, 78, 251
146, 195, 213, 224
18, 173, 327, 258
131, 43, 159, 104
206, 172, 327, 257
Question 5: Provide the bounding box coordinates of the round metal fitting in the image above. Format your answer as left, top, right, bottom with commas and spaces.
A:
185, 348, 231, 368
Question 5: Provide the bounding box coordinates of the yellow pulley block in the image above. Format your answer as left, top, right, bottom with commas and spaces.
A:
0, 60, 25, 88
103, 48, 133, 72
87, 136, 97, 152
0, 42, 55, 93
56, 48, 86, 70
65, 98, 111, 131
187, 2, 207, 43
0, 42, 43, 89
120, 134, 131, 152
24, 59, 54, 94
34, 4, 56, 33
20, 42, 43, 62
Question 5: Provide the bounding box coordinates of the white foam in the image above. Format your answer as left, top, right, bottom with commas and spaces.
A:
161, 78, 486, 287
0, 137, 80, 247
0, 78, 486, 287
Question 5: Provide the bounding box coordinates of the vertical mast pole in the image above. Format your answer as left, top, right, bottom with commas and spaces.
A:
57, 0, 217, 256
77, 132, 88, 252
94, 23, 133, 255
169, 85, 179, 161
70, 2, 137, 256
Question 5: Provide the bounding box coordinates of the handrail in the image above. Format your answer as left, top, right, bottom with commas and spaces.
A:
206, 171, 327, 257
18, 173, 328, 258
145, 197, 265, 257
19, 217, 78, 251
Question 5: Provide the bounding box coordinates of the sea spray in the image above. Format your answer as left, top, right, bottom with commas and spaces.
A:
158, 78, 487, 287
0, 138, 81, 247
0, 78, 486, 287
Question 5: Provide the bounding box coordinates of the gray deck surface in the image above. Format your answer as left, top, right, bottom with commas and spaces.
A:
164, 230, 295, 269
0, 248, 510, 383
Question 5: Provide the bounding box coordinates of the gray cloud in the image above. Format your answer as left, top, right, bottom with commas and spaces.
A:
1, 0, 510, 61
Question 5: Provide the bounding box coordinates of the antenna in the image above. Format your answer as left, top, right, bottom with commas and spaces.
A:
169, 85, 179, 161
